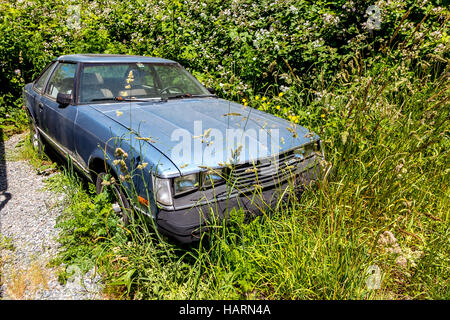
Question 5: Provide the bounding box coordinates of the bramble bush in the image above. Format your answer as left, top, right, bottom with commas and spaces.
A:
0, 0, 447, 132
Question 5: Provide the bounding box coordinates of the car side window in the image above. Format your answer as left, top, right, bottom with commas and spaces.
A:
33, 62, 56, 93
45, 62, 77, 99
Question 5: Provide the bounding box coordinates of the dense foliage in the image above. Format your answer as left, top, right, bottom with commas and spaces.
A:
1, 0, 448, 131
1, 0, 448, 299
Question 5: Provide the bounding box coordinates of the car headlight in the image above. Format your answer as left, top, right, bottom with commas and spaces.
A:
202, 168, 224, 187
174, 173, 199, 195
294, 143, 317, 159
152, 176, 173, 206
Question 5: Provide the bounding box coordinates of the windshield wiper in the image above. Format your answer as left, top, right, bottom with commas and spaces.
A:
90, 97, 161, 102
190, 94, 217, 98
89, 97, 121, 102
162, 93, 217, 101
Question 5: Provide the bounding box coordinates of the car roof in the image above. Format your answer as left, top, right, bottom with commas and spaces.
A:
56, 54, 176, 64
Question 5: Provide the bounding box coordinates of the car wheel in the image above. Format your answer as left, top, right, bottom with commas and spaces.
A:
29, 117, 43, 156
95, 172, 132, 225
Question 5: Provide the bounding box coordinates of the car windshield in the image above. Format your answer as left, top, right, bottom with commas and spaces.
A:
79, 63, 211, 103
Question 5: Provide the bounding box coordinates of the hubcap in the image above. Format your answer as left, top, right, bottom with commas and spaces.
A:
112, 202, 122, 213
33, 133, 39, 147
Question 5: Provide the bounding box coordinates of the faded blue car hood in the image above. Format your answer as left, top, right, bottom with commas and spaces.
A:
90, 98, 319, 175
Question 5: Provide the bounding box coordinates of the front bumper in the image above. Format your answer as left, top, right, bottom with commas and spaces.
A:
156, 165, 321, 243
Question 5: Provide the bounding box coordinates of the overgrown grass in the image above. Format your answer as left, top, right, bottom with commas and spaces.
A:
0, 235, 15, 290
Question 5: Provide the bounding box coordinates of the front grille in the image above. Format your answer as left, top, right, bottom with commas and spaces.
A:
224, 149, 313, 191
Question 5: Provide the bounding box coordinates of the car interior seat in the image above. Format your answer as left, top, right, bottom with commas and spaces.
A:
119, 68, 155, 97
80, 72, 114, 102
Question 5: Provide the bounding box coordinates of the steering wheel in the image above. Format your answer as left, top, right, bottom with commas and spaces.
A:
159, 86, 184, 95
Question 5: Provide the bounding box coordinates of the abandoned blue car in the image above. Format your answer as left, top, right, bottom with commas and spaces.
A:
23, 54, 325, 243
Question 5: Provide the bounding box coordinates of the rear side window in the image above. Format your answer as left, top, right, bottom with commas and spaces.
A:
33, 62, 56, 93
45, 62, 77, 99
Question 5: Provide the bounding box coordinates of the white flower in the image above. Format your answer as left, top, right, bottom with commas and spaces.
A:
280, 85, 289, 92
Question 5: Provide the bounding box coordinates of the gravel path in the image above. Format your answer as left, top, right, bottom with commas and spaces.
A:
0, 133, 103, 300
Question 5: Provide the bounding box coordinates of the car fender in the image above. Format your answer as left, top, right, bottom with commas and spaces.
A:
87, 142, 143, 192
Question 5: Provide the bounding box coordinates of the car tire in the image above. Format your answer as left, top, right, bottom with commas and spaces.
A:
29, 117, 43, 157
95, 171, 132, 225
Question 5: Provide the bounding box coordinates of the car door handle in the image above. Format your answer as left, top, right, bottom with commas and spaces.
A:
38, 103, 44, 110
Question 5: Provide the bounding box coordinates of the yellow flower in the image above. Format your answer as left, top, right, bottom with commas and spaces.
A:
242, 98, 247, 103
244, 102, 248, 106
262, 96, 267, 101
276, 105, 280, 110
137, 162, 148, 170
321, 114, 326, 118
115, 147, 128, 159
278, 92, 284, 97
255, 95, 260, 100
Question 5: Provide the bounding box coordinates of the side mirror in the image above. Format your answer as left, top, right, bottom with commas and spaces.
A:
56, 93, 72, 107
207, 87, 216, 95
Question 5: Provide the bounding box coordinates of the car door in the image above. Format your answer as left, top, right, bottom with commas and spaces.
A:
30, 61, 57, 128
40, 62, 78, 158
